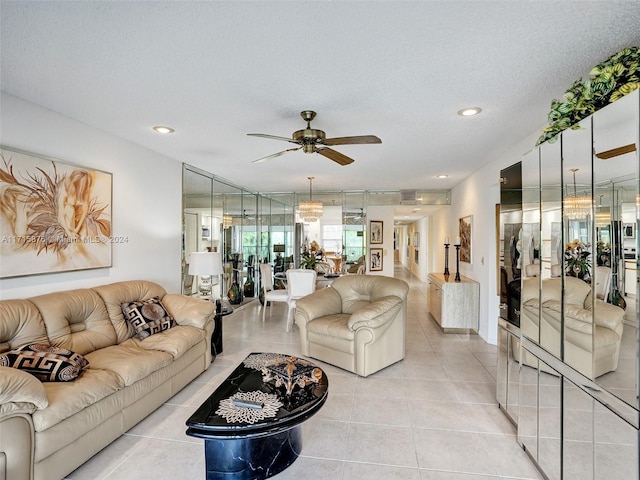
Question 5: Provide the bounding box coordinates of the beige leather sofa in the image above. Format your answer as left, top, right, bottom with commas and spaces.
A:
294, 275, 409, 377
0, 280, 215, 480
519, 276, 625, 378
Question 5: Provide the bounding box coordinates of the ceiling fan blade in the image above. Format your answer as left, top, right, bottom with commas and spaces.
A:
247, 133, 300, 144
324, 135, 382, 146
316, 147, 355, 166
252, 147, 301, 164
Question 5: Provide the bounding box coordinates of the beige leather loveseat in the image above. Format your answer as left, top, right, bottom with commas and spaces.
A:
519, 276, 625, 378
294, 275, 409, 377
0, 280, 215, 480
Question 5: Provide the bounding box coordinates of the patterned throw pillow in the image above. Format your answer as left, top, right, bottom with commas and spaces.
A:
0, 344, 89, 382
121, 296, 176, 340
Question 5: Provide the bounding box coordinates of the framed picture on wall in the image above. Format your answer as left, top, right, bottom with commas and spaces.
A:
0, 147, 113, 278
370, 220, 383, 244
459, 215, 472, 263
369, 248, 383, 271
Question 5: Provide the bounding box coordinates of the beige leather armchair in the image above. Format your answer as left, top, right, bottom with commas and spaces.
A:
294, 275, 409, 377
519, 276, 625, 378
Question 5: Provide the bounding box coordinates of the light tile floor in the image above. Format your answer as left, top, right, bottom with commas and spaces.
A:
66, 264, 543, 480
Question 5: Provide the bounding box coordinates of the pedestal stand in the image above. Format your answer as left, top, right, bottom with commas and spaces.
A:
444, 243, 450, 276
454, 244, 461, 282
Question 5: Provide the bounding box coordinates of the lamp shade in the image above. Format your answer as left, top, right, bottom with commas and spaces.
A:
188, 252, 223, 276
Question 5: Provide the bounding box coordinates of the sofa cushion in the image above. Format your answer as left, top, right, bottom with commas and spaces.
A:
332, 275, 409, 314
0, 366, 48, 410
29, 289, 118, 355
0, 344, 89, 382
121, 297, 176, 340
307, 314, 354, 354
131, 325, 204, 359
92, 280, 168, 344
0, 299, 49, 352
32, 368, 124, 432
348, 296, 402, 330
84, 340, 174, 386
161, 293, 215, 329
564, 276, 592, 306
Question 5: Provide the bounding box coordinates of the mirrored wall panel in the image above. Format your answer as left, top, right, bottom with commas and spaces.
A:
500, 89, 639, 480
591, 90, 639, 409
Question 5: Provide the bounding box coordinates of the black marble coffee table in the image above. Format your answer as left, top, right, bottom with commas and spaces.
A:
186, 352, 328, 480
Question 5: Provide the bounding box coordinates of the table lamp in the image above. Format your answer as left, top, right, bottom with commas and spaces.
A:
189, 252, 223, 298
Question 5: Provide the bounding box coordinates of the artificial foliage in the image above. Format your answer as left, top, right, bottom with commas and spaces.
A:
537, 47, 640, 145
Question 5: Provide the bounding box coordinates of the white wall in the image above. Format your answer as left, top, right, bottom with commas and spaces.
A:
0, 93, 183, 299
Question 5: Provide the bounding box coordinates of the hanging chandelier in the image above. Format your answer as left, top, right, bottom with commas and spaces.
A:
564, 168, 591, 220
223, 215, 233, 229
299, 176, 323, 222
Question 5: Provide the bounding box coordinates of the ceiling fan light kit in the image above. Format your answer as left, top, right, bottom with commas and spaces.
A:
249, 110, 381, 165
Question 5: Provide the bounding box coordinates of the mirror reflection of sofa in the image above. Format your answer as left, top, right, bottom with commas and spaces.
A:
518, 276, 625, 378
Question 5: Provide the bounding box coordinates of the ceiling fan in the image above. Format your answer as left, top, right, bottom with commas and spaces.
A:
248, 110, 381, 166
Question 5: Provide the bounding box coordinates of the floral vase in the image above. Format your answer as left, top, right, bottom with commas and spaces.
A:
243, 272, 255, 298
227, 281, 242, 305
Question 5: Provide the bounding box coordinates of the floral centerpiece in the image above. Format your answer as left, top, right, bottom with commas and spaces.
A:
300, 240, 324, 269
565, 239, 591, 280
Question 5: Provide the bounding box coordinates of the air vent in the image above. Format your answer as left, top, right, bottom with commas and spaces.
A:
400, 190, 417, 204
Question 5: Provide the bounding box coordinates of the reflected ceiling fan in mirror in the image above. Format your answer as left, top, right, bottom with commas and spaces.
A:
248, 110, 381, 165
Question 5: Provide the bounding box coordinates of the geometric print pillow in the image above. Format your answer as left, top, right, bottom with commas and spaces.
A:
121, 296, 176, 340
0, 343, 89, 382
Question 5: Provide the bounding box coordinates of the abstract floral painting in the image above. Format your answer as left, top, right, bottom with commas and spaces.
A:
459, 215, 472, 263
0, 148, 112, 278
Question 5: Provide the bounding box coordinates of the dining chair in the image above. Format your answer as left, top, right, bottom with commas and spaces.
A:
594, 266, 612, 302
285, 269, 317, 332
259, 263, 288, 322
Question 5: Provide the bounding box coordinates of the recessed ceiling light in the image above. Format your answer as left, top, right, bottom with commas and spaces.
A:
153, 125, 175, 134
436, 174, 449, 179
457, 107, 482, 116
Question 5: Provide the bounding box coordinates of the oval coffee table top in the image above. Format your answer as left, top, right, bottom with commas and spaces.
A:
186, 352, 328, 439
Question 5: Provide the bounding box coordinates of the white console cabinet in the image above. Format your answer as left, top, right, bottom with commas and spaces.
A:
427, 273, 479, 333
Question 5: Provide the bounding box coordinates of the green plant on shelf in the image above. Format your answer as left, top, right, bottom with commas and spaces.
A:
537, 47, 640, 146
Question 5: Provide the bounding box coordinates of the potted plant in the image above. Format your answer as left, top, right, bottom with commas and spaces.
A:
565, 239, 591, 280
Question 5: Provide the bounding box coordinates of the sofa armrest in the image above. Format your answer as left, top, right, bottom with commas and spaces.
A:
0, 367, 48, 411
348, 296, 402, 330
594, 301, 625, 331
161, 294, 215, 329
295, 287, 343, 323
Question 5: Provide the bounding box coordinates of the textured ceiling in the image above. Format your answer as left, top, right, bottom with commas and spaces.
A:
2, 1, 640, 198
